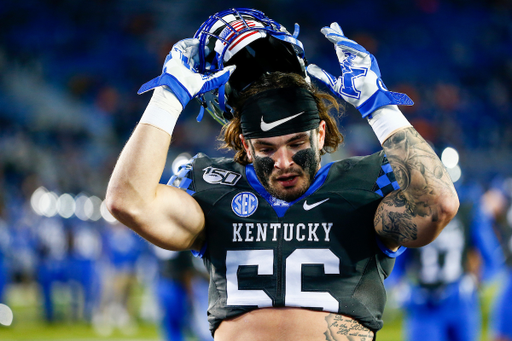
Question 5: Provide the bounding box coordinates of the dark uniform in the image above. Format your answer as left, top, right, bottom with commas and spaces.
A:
490, 197, 512, 339
394, 192, 499, 341
403, 204, 473, 291
169, 150, 403, 335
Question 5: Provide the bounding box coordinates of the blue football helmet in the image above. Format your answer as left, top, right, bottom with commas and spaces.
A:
193, 8, 308, 125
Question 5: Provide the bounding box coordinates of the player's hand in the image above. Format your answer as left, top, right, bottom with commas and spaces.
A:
138, 38, 236, 109
307, 22, 413, 118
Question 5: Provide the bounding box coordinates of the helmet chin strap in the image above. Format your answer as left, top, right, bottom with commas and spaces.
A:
196, 102, 205, 122
218, 84, 226, 112
292, 23, 300, 38
196, 84, 227, 122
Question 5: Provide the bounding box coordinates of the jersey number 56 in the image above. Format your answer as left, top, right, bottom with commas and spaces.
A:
226, 248, 339, 311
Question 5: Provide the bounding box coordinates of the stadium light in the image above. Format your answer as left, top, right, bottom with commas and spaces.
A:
57, 193, 76, 219
75, 193, 90, 221
41, 191, 59, 217
441, 147, 459, 169
31, 187, 115, 223
88, 196, 103, 221
446, 164, 462, 183
172, 152, 192, 175
0, 303, 13, 326
100, 200, 117, 224
30, 186, 48, 215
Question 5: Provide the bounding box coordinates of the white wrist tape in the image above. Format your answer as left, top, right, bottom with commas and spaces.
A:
367, 105, 412, 144
140, 86, 182, 136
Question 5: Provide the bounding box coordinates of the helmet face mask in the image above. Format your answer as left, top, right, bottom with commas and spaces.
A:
193, 8, 308, 125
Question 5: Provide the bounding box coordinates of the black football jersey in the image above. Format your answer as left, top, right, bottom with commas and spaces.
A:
169, 150, 403, 334
402, 203, 473, 290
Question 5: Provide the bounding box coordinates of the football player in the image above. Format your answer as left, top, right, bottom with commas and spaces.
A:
106, 8, 459, 341
391, 180, 501, 341
482, 184, 512, 341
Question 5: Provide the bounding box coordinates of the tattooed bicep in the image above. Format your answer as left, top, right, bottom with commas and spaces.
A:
375, 191, 418, 245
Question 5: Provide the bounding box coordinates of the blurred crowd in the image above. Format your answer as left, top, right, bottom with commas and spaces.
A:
0, 0, 511, 340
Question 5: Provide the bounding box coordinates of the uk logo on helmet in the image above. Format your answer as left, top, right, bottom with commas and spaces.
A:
232, 192, 258, 217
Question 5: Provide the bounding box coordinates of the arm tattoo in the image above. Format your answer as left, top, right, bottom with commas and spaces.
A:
324, 314, 374, 341
376, 199, 418, 242
377, 127, 457, 243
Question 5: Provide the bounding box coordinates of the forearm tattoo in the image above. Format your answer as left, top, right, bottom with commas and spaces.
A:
377, 127, 457, 244
324, 314, 374, 341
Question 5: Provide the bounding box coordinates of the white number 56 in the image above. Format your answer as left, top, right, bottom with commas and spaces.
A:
226, 249, 340, 311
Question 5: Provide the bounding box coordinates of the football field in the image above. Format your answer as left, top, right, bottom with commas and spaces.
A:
0, 281, 499, 341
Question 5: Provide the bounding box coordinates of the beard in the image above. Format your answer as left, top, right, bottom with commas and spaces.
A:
253, 148, 319, 202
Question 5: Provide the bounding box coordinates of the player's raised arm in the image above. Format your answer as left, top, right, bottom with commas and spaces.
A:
308, 22, 459, 250
105, 38, 235, 251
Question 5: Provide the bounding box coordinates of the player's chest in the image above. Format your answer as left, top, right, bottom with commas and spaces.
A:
204, 190, 377, 248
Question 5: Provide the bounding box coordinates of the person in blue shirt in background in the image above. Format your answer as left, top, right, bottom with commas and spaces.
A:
481, 180, 512, 341
0, 206, 11, 306
67, 219, 103, 322
94, 221, 145, 334
388, 177, 502, 341
35, 216, 70, 322
152, 247, 213, 341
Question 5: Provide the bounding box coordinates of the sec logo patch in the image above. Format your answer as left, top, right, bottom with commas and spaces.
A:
232, 192, 258, 217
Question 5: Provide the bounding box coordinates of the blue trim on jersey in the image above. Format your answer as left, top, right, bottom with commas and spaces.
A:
245, 162, 334, 218
191, 242, 207, 258
382, 163, 392, 173
167, 154, 198, 195
376, 237, 406, 258
179, 177, 192, 189
373, 157, 400, 197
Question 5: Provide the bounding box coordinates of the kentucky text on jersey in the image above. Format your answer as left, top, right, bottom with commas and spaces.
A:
232, 222, 334, 243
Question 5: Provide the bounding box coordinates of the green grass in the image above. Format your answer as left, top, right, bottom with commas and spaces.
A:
0, 282, 161, 341
0, 321, 159, 341
0, 281, 501, 340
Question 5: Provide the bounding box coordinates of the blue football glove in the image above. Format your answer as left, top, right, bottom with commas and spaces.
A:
138, 38, 236, 109
307, 23, 413, 118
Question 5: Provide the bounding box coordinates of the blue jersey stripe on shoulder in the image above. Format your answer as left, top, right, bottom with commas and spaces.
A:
167, 153, 198, 194
382, 163, 393, 174
374, 154, 399, 197
179, 177, 192, 190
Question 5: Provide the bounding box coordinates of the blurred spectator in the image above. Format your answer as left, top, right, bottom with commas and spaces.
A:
67, 219, 103, 322
34, 216, 69, 322
0, 213, 11, 304
189, 254, 214, 341
482, 182, 512, 341
389, 179, 502, 341
152, 248, 202, 341
93, 221, 145, 335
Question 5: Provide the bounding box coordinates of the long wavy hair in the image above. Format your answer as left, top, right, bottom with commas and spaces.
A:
219, 72, 344, 165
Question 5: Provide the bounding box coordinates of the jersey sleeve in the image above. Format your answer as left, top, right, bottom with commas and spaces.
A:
166, 154, 210, 258
372, 153, 406, 257
376, 237, 407, 258
372, 154, 400, 197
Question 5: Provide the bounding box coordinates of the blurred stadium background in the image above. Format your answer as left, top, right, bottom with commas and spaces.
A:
0, 0, 511, 340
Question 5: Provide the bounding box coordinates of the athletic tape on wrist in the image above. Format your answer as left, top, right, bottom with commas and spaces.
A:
139, 86, 182, 135
367, 105, 412, 144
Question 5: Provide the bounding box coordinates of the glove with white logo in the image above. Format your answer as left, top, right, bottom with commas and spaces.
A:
138, 38, 236, 109
307, 23, 413, 118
